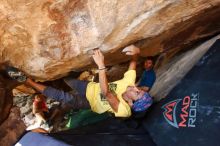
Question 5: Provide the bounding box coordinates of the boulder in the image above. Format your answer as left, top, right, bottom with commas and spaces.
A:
0, 107, 26, 146
0, 0, 220, 80
13, 85, 36, 97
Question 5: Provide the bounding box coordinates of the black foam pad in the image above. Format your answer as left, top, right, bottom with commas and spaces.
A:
143, 39, 220, 146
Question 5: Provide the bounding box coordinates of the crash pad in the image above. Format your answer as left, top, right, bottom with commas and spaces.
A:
14, 132, 71, 146
143, 39, 220, 146
51, 118, 156, 146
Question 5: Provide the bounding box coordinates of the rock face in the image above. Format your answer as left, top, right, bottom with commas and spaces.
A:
0, 0, 220, 80
150, 35, 220, 101
0, 69, 21, 125
0, 73, 26, 145
0, 107, 26, 146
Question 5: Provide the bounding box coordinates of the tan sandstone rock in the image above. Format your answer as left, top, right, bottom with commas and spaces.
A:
0, 0, 220, 80
13, 84, 36, 96
0, 107, 26, 146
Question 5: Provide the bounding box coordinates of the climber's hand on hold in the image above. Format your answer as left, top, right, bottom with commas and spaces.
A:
92, 49, 105, 69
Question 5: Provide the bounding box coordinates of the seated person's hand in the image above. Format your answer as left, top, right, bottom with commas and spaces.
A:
122, 45, 140, 56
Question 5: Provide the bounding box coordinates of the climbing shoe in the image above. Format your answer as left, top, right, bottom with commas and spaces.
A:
6, 66, 27, 82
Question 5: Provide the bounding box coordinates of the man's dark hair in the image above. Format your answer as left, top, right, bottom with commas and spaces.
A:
145, 56, 155, 68
146, 56, 154, 63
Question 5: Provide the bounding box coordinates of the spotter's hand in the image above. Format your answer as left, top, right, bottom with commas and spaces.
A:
122, 45, 140, 56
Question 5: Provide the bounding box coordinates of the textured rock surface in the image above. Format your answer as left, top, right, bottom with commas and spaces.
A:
13, 84, 36, 96
0, 68, 21, 125
0, 0, 220, 80
150, 35, 220, 101
0, 107, 26, 146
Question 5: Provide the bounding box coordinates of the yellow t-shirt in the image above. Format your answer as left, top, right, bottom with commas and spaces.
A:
86, 70, 136, 117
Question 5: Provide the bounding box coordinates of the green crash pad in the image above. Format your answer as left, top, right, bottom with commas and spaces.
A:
66, 109, 110, 129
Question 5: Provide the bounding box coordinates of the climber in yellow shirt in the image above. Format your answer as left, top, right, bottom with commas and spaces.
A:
19, 45, 153, 117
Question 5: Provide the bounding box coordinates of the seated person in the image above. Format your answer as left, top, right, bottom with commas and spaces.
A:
137, 57, 156, 92
33, 94, 49, 126
12, 45, 153, 118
